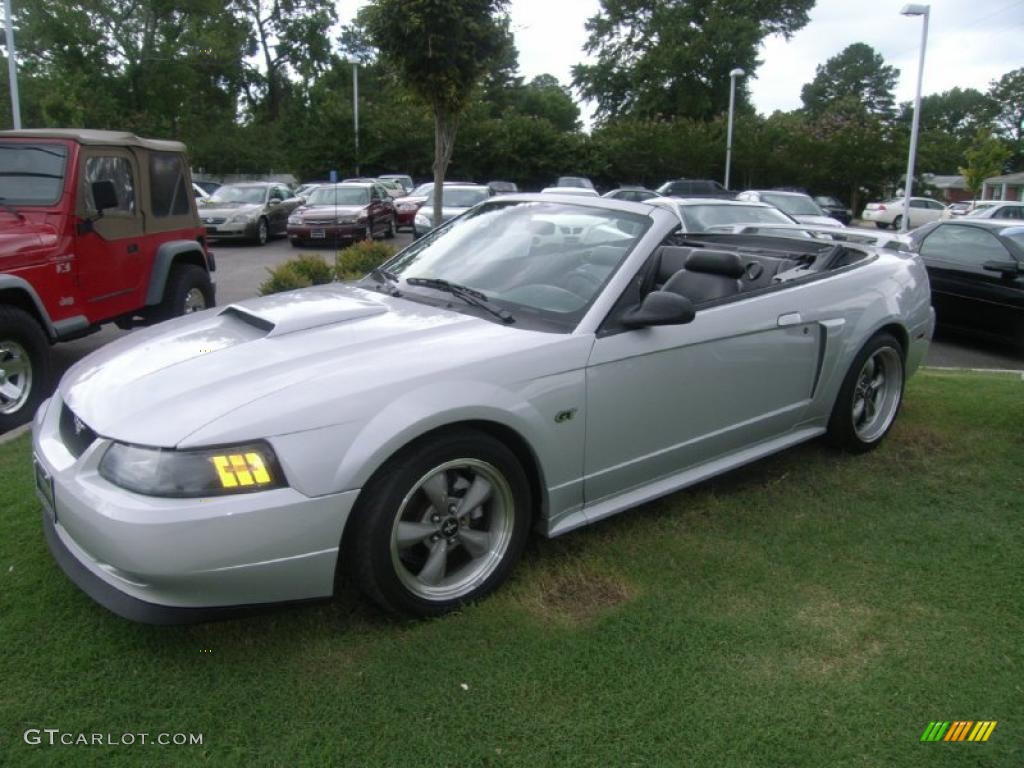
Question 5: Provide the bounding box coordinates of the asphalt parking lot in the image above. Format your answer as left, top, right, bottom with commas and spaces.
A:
49, 229, 1022, 382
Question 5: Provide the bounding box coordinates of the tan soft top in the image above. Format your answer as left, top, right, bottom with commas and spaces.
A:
0, 128, 186, 153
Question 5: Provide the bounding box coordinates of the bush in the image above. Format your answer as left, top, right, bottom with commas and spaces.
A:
336, 240, 398, 281
258, 253, 332, 296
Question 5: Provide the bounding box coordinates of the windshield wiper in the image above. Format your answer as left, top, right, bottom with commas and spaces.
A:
370, 266, 402, 296
405, 277, 514, 324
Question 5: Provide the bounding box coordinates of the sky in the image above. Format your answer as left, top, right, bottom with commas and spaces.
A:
340, 0, 1024, 124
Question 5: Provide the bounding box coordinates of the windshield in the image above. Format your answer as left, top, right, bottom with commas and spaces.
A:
679, 204, 793, 231
306, 186, 369, 206
557, 177, 593, 189
425, 188, 489, 208
759, 193, 823, 216
210, 185, 267, 205
0, 142, 68, 205
815, 196, 841, 207
1000, 228, 1024, 249
378, 200, 650, 329
409, 183, 433, 197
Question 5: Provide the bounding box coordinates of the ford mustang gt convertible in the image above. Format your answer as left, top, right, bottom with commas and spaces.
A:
32, 194, 935, 622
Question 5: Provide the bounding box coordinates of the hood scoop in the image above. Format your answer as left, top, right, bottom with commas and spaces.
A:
219, 285, 389, 337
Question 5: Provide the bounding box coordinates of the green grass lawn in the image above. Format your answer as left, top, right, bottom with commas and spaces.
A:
1, 370, 1021, 767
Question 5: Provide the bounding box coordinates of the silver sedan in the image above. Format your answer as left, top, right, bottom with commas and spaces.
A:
33, 194, 934, 622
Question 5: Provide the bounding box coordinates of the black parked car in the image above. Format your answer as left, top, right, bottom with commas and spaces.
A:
910, 220, 1024, 347
813, 195, 853, 225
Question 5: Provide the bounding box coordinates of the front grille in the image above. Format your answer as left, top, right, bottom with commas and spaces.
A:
59, 404, 97, 459
203, 216, 226, 225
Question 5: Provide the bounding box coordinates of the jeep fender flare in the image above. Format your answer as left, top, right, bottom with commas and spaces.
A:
0, 274, 57, 339
145, 241, 209, 306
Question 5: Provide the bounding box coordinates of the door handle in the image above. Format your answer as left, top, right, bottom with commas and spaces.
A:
777, 312, 802, 327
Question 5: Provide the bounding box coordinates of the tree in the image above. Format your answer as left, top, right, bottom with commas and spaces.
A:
959, 129, 1011, 199
801, 43, 899, 118
515, 75, 580, 132
988, 67, 1024, 170
572, 0, 813, 123
364, 0, 510, 225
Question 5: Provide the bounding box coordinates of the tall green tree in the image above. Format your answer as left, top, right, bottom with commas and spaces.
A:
363, 0, 510, 225
988, 67, 1024, 170
572, 0, 814, 123
801, 43, 899, 118
959, 129, 1011, 199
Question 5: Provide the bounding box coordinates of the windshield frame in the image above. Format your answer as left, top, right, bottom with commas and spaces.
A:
0, 141, 69, 206
368, 199, 654, 332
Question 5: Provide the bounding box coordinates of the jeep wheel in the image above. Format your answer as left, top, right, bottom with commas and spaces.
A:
255, 217, 269, 246
0, 306, 51, 432
153, 264, 215, 323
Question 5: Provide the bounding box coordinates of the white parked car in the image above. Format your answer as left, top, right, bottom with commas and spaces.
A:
862, 197, 945, 230
413, 184, 491, 237
734, 190, 844, 228
964, 201, 1024, 221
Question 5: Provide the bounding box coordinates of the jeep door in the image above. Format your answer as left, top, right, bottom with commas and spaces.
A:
74, 148, 148, 319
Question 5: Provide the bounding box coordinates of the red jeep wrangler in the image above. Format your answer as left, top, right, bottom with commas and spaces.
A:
0, 129, 215, 431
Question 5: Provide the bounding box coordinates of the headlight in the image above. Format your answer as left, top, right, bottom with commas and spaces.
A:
397, 203, 417, 212
414, 213, 430, 227
288, 215, 301, 225
99, 441, 286, 497
227, 213, 251, 224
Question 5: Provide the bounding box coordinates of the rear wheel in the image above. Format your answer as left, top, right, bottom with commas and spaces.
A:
344, 428, 532, 618
827, 332, 905, 453
874, 222, 888, 229
891, 215, 903, 231
0, 306, 50, 432
152, 264, 214, 323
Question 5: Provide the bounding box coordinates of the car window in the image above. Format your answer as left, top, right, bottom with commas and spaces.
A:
909, 199, 927, 208
148, 152, 191, 217
994, 206, 1024, 220
920, 225, 1010, 270
210, 185, 268, 205
380, 200, 650, 329
0, 142, 68, 205
760, 193, 822, 216
85, 155, 135, 214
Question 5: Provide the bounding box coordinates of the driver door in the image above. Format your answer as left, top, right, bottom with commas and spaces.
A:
584, 269, 823, 505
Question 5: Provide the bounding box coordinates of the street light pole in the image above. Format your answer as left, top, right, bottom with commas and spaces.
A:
724, 68, 745, 191
900, 4, 930, 233
4, 0, 21, 129
348, 56, 360, 176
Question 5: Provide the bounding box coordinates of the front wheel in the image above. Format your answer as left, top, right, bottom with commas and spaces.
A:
255, 217, 269, 246
826, 332, 905, 453
343, 429, 532, 617
385, 217, 396, 239
0, 306, 51, 432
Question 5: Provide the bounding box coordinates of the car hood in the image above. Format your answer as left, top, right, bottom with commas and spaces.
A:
60, 284, 565, 448
296, 204, 366, 217
791, 214, 844, 228
198, 202, 262, 216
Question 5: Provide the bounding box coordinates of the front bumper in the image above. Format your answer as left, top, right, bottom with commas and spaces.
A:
287, 223, 366, 242
204, 220, 259, 240
32, 396, 359, 624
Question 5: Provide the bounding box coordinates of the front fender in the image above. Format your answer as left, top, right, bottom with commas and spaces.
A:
145, 241, 209, 306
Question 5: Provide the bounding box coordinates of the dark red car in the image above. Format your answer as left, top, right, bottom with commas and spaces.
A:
287, 183, 397, 246
392, 182, 433, 232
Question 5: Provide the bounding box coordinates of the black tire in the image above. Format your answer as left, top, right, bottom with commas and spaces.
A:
874, 222, 888, 230
826, 332, 905, 453
343, 428, 532, 618
290, 238, 303, 248
384, 217, 396, 239
152, 264, 214, 323
0, 306, 51, 432
363, 223, 373, 241
891, 215, 902, 231
255, 217, 269, 246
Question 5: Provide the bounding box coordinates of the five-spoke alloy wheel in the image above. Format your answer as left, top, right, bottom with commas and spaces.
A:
827, 332, 905, 452
344, 428, 531, 617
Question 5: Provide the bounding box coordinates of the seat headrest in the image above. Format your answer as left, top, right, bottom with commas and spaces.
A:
685, 250, 746, 279
656, 246, 694, 281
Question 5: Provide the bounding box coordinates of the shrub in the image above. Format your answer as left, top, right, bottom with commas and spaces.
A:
258, 254, 333, 296
336, 240, 398, 281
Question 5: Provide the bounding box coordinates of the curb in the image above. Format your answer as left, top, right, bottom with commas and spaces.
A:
922, 365, 1024, 379
0, 423, 31, 445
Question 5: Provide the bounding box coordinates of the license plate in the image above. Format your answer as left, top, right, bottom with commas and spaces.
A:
34, 458, 55, 522
206, 226, 218, 233
311, 229, 326, 239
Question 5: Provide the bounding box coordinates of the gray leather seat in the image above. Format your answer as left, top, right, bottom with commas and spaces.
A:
663, 250, 745, 303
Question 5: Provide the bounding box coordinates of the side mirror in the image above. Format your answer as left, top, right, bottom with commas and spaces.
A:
91, 180, 119, 212
621, 291, 696, 328
982, 259, 1022, 276
268, 198, 281, 206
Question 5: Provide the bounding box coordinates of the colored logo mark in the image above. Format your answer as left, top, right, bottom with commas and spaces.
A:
920, 721, 997, 742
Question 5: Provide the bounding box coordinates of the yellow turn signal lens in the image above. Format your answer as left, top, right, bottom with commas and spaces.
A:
211, 453, 273, 489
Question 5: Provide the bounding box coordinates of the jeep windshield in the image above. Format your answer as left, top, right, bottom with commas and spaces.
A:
0, 143, 68, 205
209, 185, 268, 205
372, 200, 650, 331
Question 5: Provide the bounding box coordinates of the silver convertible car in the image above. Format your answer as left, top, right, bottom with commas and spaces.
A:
32, 195, 934, 622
